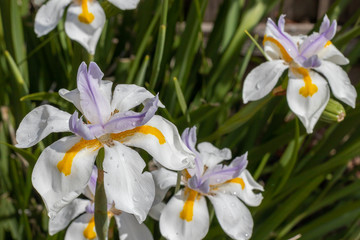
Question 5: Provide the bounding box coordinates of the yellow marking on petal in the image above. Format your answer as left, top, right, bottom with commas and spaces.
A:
83, 216, 96, 239
226, 177, 245, 190
324, 41, 332, 48
263, 35, 293, 63
291, 67, 318, 97
78, 0, 95, 24
57, 139, 102, 176
179, 188, 198, 222
110, 125, 166, 144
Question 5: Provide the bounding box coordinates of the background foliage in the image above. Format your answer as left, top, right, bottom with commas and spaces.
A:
1, 0, 360, 239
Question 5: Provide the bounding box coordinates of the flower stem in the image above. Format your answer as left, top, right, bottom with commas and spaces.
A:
174, 171, 182, 193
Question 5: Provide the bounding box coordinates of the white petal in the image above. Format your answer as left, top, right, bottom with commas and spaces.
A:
286, 71, 330, 133
159, 190, 209, 240
15, 105, 71, 148
149, 202, 166, 221
49, 199, 90, 235
65, 2, 106, 54
216, 170, 264, 207
107, 0, 140, 10
111, 84, 163, 112
208, 193, 253, 240
318, 43, 349, 65
115, 213, 153, 240
242, 60, 288, 103
32, 135, 100, 216
65, 213, 98, 240
34, 0, 71, 37
197, 142, 231, 169
103, 142, 155, 223
316, 61, 356, 108
122, 115, 195, 171
151, 168, 177, 205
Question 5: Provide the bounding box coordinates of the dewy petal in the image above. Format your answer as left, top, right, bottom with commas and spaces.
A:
114, 213, 153, 240
159, 189, 209, 240
65, 1, 106, 54
287, 70, 330, 133
120, 115, 195, 171
208, 193, 253, 240
49, 198, 90, 235
69, 111, 95, 140
151, 168, 178, 205
108, 0, 140, 10
197, 142, 231, 169
317, 42, 349, 65
264, 15, 299, 60
34, 0, 71, 37
103, 141, 155, 223
65, 213, 97, 240
216, 170, 264, 207
32, 135, 101, 216
16, 105, 71, 148
111, 84, 164, 113
316, 61, 357, 108
242, 60, 288, 104
76, 62, 112, 125
299, 15, 337, 58
104, 95, 160, 134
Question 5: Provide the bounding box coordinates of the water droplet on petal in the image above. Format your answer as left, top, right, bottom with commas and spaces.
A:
255, 83, 260, 90
233, 191, 237, 195
181, 159, 188, 164
132, 196, 139, 202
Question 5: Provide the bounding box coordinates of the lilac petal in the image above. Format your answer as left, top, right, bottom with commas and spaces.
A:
181, 127, 203, 178
203, 154, 248, 185
69, 111, 95, 140
266, 15, 299, 60
188, 175, 210, 194
299, 16, 337, 58
77, 62, 111, 125
88, 165, 98, 196
302, 55, 322, 68
103, 95, 160, 134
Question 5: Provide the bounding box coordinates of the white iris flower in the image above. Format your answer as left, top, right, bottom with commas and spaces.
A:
34, 0, 139, 54
15, 62, 195, 223
150, 127, 264, 240
243, 15, 357, 133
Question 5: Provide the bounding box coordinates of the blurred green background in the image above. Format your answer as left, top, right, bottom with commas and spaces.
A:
1, 0, 360, 239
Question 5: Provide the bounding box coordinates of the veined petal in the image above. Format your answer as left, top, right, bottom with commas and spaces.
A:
34, 0, 71, 37
75, 62, 112, 125
287, 70, 330, 133
114, 213, 153, 240
107, 0, 140, 10
215, 170, 264, 207
208, 193, 253, 240
111, 84, 164, 113
118, 115, 195, 171
103, 142, 155, 223
65, 1, 106, 54
32, 135, 101, 215
159, 189, 209, 240
151, 168, 177, 205
16, 105, 71, 148
69, 111, 95, 140
316, 61, 356, 108
49, 199, 90, 235
317, 42, 349, 65
65, 213, 97, 240
197, 142, 231, 169
242, 60, 288, 104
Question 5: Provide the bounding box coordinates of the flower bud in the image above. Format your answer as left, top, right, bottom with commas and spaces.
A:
320, 98, 346, 123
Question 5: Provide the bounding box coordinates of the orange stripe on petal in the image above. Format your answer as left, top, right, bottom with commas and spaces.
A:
179, 188, 198, 222
57, 139, 101, 176
78, 0, 95, 24
324, 41, 332, 48
226, 177, 245, 190
111, 125, 166, 145
291, 67, 318, 97
263, 35, 293, 63
83, 216, 96, 239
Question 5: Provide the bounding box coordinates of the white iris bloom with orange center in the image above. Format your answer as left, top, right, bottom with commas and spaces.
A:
150, 127, 263, 240
16, 62, 194, 223
49, 166, 153, 240
243, 15, 357, 133
34, 0, 139, 54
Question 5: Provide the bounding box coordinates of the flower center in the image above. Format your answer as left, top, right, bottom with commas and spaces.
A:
291, 67, 318, 97
78, 0, 95, 24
